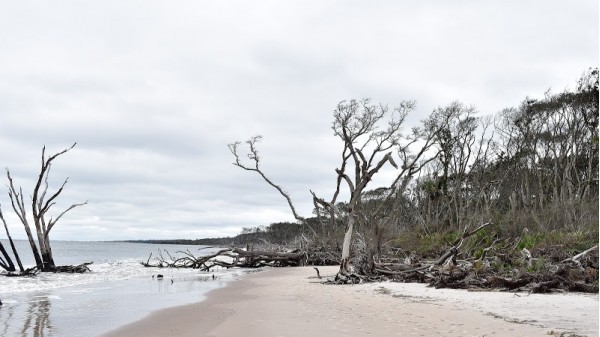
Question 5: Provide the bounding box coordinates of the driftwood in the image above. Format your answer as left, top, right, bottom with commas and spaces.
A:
370, 223, 492, 278
561, 245, 598, 264
326, 222, 598, 293
2, 262, 92, 278
52, 262, 92, 273
139, 223, 598, 294
5, 266, 39, 277
141, 247, 306, 270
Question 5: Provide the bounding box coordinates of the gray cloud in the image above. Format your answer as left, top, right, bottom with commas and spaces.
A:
0, 0, 597, 240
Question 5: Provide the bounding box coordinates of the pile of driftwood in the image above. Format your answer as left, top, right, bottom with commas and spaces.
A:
139, 223, 598, 294
3, 262, 92, 277
333, 223, 599, 293
306, 246, 340, 266
141, 241, 343, 270
364, 245, 599, 293
141, 247, 306, 270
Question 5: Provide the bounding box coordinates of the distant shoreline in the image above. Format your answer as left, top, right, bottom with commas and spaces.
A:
122, 238, 233, 246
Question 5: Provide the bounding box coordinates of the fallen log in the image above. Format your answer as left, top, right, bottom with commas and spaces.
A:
364, 222, 598, 293
52, 262, 93, 273
141, 247, 306, 270
561, 245, 599, 265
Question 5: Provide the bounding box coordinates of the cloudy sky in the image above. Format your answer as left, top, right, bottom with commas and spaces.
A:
0, 1, 597, 241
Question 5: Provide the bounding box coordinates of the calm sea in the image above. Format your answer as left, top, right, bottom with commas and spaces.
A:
0, 240, 242, 337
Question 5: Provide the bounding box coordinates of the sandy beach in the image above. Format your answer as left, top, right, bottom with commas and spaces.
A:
102, 266, 599, 337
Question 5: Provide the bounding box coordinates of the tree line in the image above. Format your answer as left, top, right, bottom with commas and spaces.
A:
129, 221, 306, 247
229, 68, 599, 279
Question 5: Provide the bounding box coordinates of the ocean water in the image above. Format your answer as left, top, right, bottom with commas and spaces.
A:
0, 240, 242, 337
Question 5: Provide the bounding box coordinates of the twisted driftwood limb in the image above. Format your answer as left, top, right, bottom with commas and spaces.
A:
561, 245, 599, 264
6, 266, 39, 277
51, 262, 93, 273
357, 222, 598, 293
141, 247, 306, 270
375, 222, 492, 276
3, 262, 91, 277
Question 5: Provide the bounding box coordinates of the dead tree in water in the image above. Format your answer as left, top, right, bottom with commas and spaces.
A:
0, 205, 24, 272
5, 144, 87, 272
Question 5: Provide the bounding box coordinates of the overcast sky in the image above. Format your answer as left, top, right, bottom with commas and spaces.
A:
0, 1, 597, 241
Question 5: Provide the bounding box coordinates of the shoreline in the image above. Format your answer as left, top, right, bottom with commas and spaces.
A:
100, 266, 598, 337
0, 264, 235, 337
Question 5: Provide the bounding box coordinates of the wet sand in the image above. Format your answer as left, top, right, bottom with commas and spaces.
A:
101, 266, 598, 337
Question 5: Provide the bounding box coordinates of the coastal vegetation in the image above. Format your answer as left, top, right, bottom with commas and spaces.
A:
138, 70, 598, 294
151, 68, 598, 293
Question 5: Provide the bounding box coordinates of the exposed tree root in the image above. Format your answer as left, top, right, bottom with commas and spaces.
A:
3, 262, 92, 277
324, 224, 598, 293
368, 241, 599, 293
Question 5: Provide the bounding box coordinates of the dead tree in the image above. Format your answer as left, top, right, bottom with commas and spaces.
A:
0, 241, 15, 272
228, 135, 317, 236
328, 99, 448, 281
6, 143, 87, 271
142, 247, 306, 269
0, 204, 24, 272
229, 99, 436, 280
329, 99, 408, 277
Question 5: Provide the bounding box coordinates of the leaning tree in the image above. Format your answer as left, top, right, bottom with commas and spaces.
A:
230, 99, 438, 279
0, 204, 24, 272
3, 143, 87, 272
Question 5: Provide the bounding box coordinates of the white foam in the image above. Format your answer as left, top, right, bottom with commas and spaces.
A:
0, 258, 239, 294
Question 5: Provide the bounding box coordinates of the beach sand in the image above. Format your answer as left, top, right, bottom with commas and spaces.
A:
101, 266, 598, 337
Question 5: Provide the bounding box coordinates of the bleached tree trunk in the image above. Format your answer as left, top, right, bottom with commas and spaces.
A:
340, 215, 354, 273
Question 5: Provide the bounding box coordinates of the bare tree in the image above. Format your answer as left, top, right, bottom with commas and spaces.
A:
229, 99, 440, 278
228, 136, 317, 236
6, 143, 87, 271
0, 204, 24, 272
329, 99, 446, 277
